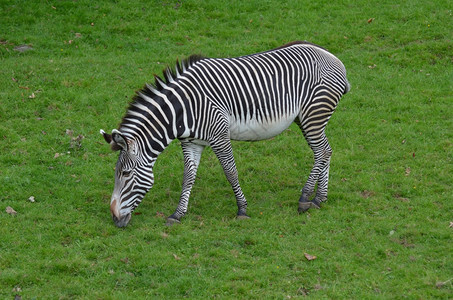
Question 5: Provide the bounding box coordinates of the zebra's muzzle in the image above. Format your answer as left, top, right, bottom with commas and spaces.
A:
112, 213, 131, 228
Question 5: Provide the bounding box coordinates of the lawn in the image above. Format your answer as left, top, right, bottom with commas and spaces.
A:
0, 0, 452, 298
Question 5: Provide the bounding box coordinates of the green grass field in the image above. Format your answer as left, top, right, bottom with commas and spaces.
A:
1, 0, 452, 298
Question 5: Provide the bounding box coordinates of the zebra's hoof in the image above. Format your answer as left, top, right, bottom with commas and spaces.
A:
298, 201, 320, 213
236, 214, 250, 220
165, 217, 181, 226
298, 202, 311, 213
311, 200, 321, 209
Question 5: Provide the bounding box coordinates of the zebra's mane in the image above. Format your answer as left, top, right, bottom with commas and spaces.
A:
120, 54, 206, 129
273, 40, 328, 52
140, 54, 205, 97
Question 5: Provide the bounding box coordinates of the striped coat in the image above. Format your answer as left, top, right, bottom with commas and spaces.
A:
101, 41, 350, 227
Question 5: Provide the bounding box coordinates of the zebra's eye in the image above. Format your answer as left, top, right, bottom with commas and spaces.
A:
122, 170, 132, 177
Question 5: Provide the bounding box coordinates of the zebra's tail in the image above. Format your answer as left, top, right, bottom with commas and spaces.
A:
344, 79, 351, 94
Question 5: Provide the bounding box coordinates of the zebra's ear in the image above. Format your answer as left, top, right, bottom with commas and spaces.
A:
111, 129, 128, 151
100, 129, 112, 144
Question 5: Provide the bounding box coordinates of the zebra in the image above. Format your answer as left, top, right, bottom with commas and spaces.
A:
101, 41, 350, 227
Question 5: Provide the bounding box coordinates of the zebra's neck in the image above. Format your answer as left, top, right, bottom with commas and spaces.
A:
118, 56, 206, 160
118, 84, 191, 158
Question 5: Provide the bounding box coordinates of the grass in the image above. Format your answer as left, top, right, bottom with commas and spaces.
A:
1, 0, 452, 298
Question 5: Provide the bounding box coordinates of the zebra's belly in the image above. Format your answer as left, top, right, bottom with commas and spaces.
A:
229, 116, 296, 141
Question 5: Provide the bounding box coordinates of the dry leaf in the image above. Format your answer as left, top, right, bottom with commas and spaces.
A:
14, 45, 33, 52
120, 257, 129, 264
367, 18, 375, 23
361, 190, 375, 199
313, 283, 323, 291
436, 278, 453, 288
54, 153, 61, 158
6, 206, 17, 215
449, 222, 453, 228
396, 197, 409, 202
296, 287, 309, 296
405, 167, 411, 176
161, 232, 169, 238
70, 134, 84, 149
304, 252, 317, 261
173, 253, 181, 260
156, 211, 166, 218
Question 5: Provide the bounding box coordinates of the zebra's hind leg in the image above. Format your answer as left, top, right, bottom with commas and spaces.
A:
210, 138, 250, 219
298, 132, 333, 213
166, 141, 205, 226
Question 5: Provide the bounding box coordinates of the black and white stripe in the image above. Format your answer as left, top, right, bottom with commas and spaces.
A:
101, 41, 350, 227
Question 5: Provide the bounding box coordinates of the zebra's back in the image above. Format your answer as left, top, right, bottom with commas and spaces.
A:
178, 42, 349, 141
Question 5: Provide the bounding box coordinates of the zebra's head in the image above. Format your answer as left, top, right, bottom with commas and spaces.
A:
100, 129, 155, 227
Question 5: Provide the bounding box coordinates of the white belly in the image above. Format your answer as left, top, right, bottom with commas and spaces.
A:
229, 115, 296, 141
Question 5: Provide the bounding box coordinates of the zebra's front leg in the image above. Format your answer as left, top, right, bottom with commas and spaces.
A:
211, 139, 249, 219
166, 141, 205, 225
